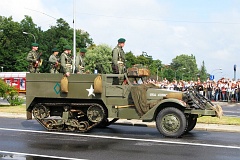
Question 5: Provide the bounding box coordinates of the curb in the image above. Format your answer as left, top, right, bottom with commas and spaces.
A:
0, 112, 26, 119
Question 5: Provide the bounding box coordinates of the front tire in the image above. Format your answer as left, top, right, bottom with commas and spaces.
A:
156, 107, 187, 138
186, 115, 197, 132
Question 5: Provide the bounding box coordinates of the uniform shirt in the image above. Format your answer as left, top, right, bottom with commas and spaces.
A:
49, 54, 60, 73
60, 51, 72, 74
49, 54, 59, 64
112, 45, 125, 66
27, 50, 39, 64
27, 50, 41, 73
75, 53, 85, 73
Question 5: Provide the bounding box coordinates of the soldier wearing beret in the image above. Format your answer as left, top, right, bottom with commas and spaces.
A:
26, 43, 42, 73
49, 48, 60, 73
75, 48, 87, 74
60, 45, 72, 77
112, 38, 126, 74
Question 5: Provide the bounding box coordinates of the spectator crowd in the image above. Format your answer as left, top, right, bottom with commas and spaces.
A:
144, 77, 240, 102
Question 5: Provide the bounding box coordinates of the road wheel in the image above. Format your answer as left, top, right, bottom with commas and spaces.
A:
186, 115, 197, 132
32, 104, 50, 119
156, 107, 187, 138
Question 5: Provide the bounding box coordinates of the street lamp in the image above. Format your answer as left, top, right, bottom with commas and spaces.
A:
211, 68, 222, 74
156, 66, 161, 81
1, 66, 3, 72
23, 31, 36, 43
211, 68, 222, 80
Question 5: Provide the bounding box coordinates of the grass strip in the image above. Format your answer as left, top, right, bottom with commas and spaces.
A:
197, 116, 240, 125
0, 104, 26, 114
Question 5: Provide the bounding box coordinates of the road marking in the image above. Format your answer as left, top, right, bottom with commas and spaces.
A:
222, 111, 240, 117
0, 127, 240, 150
223, 111, 240, 113
0, 150, 87, 160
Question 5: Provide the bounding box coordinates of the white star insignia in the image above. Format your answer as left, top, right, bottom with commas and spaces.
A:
86, 85, 95, 97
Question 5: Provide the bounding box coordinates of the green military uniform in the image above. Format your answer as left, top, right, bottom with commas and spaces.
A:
26, 43, 41, 73
75, 48, 87, 74
112, 38, 126, 74
49, 48, 60, 73
60, 45, 72, 74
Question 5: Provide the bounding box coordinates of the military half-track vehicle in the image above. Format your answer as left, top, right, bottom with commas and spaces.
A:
26, 68, 222, 138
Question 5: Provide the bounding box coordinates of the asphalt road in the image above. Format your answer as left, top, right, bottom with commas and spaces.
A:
0, 117, 240, 160
221, 103, 240, 117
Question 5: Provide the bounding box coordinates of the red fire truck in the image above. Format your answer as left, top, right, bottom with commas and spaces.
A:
0, 72, 28, 93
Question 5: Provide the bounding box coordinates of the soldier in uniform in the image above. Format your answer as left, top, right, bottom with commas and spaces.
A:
60, 45, 72, 77
49, 48, 60, 73
75, 48, 87, 74
112, 38, 126, 74
26, 43, 42, 73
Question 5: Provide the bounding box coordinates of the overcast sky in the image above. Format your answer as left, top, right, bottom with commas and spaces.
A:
1, 0, 240, 81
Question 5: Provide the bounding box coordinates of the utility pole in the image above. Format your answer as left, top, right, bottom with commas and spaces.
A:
72, 0, 76, 73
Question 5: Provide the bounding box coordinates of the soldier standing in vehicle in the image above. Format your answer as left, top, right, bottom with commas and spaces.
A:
75, 48, 87, 74
60, 45, 72, 77
26, 43, 42, 73
49, 48, 60, 73
112, 38, 126, 74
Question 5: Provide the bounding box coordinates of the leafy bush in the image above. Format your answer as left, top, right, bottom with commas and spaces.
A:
7, 97, 24, 106
0, 79, 24, 106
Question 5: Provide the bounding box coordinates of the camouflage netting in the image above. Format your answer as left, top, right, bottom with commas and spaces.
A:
130, 83, 159, 116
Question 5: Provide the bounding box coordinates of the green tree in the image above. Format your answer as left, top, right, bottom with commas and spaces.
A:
199, 61, 208, 81
0, 14, 207, 80
125, 51, 137, 68
0, 16, 31, 72
85, 44, 112, 74
161, 65, 175, 82
148, 59, 162, 80
135, 52, 153, 67
171, 54, 198, 81
76, 29, 93, 49
40, 18, 94, 73
21, 16, 45, 72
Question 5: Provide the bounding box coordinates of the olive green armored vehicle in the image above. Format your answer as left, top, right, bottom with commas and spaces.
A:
26, 68, 222, 138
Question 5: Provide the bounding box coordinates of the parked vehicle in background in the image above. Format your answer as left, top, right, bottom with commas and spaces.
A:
0, 72, 28, 93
